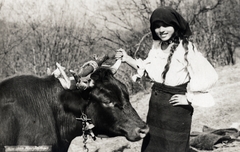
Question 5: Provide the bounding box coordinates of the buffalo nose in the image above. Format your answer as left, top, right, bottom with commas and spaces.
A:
137, 125, 149, 138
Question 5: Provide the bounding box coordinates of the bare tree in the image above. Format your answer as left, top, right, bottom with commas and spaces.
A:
0, 0, 104, 78
1, 0, 239, 92
85, 0, 240, 92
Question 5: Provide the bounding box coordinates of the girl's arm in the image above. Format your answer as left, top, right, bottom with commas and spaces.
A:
115, 48, 138, 70
116, 48, 151, 81
186, 43, 218, 107
187, 46, 218, 92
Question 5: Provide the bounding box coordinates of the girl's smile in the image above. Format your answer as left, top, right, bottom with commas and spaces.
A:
155, 26, 174, 41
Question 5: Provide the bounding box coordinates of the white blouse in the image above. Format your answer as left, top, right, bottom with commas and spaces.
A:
134, 40, 218, 107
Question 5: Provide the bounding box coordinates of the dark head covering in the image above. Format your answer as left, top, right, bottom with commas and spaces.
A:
150, 6, 192, 40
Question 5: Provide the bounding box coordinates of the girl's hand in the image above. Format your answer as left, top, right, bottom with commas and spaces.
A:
115, 48, 129, 62
169, 94, 190, 106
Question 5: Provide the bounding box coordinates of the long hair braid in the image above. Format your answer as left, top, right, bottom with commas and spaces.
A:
162, 41, 179, 83
182, 37, 190, 66
161, 37, 191, 83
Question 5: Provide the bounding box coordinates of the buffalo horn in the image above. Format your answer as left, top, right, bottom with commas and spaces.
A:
110, 59, 122, 74
56, 62, 71, 89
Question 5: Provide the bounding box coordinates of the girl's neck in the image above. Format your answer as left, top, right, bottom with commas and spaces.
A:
161, 40, 173, 50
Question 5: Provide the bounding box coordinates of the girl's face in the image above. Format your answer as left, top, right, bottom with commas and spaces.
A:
154, 26, 175, 41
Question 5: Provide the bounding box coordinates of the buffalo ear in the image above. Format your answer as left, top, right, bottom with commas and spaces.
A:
90, 59, 121, 83
90, 72, 99, 81
90, 68, 113, 82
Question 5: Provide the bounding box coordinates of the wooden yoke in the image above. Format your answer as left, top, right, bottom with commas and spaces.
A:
71, 51, 116, 81
67, 52, 117, 90
52, 51, 117, 90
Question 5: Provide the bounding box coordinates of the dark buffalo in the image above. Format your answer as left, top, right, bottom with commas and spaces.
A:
0, 66, 149, 152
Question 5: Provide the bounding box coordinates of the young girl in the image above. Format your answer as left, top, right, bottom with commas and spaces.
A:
115, 6, 218, 152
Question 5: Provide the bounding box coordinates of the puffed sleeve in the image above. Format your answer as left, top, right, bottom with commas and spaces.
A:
131, 41, 158, 82
186, 43, 218, 107
131, 58, 145, 82
132, 56, 151, 82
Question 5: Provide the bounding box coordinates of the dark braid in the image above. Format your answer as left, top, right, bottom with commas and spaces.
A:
162, 42, 179, 82
161, 37, 191, 83
182, 37, 189, 66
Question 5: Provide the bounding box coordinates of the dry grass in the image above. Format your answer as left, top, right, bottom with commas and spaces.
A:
68, 62, 240, 152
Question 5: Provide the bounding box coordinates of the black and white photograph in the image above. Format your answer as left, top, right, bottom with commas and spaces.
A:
0, 0, 240, 151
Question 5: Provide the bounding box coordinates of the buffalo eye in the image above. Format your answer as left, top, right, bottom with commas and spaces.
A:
102, 101, 123, 109
102, 100, 114, 107
114, 104, 123, 109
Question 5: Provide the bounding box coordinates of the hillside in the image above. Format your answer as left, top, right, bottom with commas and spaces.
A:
69, 62, 240, 152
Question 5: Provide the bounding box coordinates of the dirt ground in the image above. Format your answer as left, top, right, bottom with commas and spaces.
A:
68, 62, 240, 152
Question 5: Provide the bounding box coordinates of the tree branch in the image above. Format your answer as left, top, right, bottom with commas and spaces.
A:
134, 32, 151, 59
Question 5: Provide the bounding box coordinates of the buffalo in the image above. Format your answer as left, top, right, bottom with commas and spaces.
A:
0, 62, 149, 152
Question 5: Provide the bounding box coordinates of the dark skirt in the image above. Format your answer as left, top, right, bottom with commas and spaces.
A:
141, 82, 194, 152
